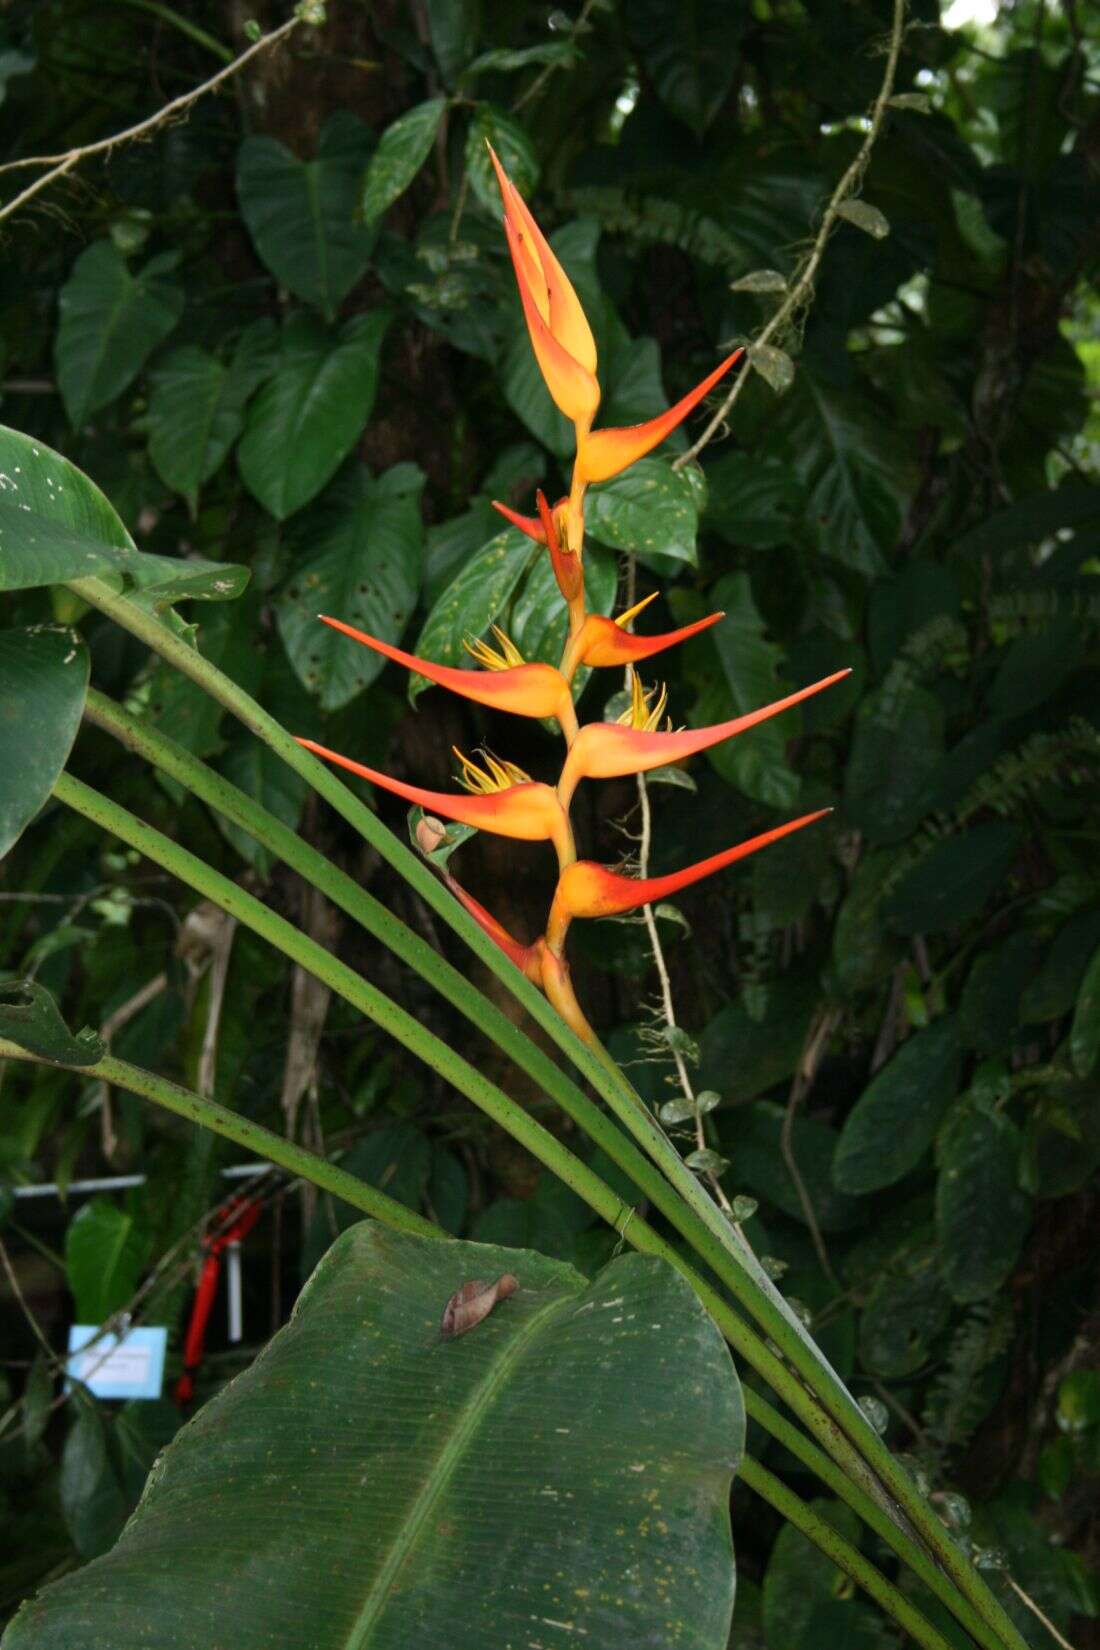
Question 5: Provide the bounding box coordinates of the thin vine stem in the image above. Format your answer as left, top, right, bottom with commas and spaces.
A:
0, 11, 303, 225
672, 0, 908, 470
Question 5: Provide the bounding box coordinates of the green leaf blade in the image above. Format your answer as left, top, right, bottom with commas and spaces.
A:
8, 1225, 744, 1650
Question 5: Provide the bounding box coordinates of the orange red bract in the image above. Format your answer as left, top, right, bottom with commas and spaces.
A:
297, 149, 845, 1052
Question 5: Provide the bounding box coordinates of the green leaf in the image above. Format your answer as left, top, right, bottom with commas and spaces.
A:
464, 104, 538, 215
749, 343, 795, 395
362, 98, 446, 224
867, 562, 961, 676
55, 243, 183, 428
830, 849, 900, 995
0, 978, 104, 1065
700, 973, 817, 1102
1021, 909, 1100, 1022
60, 1397, 130, 1561
65, 1197, 147, 1323
702, 571, 798, 809
843, 683, 944, 844
772, 370, 912, 576
959, 932, 1038, 1054
215, 738, 309, 872
277, 463, 425, 711
936, 1104, 1032, 1302
0, 626, 88, 858
859, 1246, 952, 1377
948, 481, 1100, 564
146, 346, 254, 513
885, 823, 1022, 936
833, 1020, 961, 1194
0, 426, 247, 603
1069, 942, 1100, 1078
585, 457, 702, 570
462, 43, 576, 81
987, 618, 1085, 718
426, 0, 479, 86
9, 1225, 744, 1650
410, 526, 537, 705
236, 113, 377, 320
238, 311, 392, 520
627, 0, 745, 136
719, 1100, 865, 1233
702, 452, 801, 549
835, 199, 890, 239
763, 1498, 864, 1650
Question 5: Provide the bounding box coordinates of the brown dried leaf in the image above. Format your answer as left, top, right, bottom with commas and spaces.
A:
439, 1273, 518, 1339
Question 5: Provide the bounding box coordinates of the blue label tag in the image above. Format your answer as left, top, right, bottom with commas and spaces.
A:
66, 1325, 167, 1400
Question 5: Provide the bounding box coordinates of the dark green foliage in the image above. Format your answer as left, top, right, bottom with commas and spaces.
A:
0, 0, 1097, 1637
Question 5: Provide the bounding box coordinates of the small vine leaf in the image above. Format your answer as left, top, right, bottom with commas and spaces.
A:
749, 344, 796, 395
685, 1148, 729, 1176
645, 764, 697, 791
730, 269, 788, 294
0, 978, 104, 1066
440, 1273, 519, 1338
662, 1024, 700, 1062
658, 1097, 696, 1124
888, 92, 931, 113
836, 199, 891, 239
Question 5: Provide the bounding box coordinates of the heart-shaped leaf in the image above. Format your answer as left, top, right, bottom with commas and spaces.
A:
237, 113, 377, 320
55, 243, 184, 428
277, 463, 425, 711
237, 312, 391, 520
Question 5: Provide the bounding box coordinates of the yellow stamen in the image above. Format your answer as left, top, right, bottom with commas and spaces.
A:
452, 746, 531, 795
617, 672, 670, 733
462, 625, 526, 672
614, 590, 660, 631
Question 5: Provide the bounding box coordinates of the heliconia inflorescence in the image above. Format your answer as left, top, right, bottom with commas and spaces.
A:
298, 149, 847, 1047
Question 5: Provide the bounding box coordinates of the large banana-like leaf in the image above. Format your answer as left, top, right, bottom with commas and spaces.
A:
7, 1225, 743, 1650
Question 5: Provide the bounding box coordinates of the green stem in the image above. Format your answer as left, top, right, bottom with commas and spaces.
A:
739, 1455, 959, 1650
70, 581, 1026, 1650
53, 757, 990, 1649
0, 1031, 963, 1650
0, 1041, 437, 1238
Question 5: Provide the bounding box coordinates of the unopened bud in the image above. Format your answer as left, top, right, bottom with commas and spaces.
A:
416, 815, 449, 856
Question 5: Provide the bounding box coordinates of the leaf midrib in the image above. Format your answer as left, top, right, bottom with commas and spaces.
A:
343, 1289, 575, 1648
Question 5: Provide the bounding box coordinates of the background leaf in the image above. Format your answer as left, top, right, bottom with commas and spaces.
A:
277, 463, 426, 711
237, 114, 377, 320
362, 99, 446, 224
237, 312, 391, 520
55, 244, 183, 428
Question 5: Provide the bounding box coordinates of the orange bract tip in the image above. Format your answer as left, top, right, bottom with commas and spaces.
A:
576, 349, 744, 484
560, 669, 850, 793
555, 810, 833, 918
295, 736, 567, 845
573, 607, 726, 669
491, 499, 547, 544
315, 613, 572, 722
